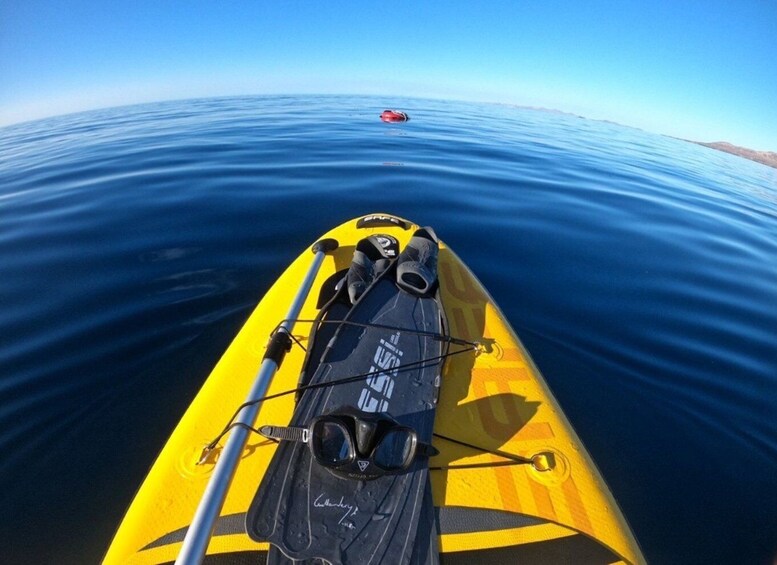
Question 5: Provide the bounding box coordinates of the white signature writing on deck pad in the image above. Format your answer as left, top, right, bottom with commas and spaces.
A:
313, 493, 359, 529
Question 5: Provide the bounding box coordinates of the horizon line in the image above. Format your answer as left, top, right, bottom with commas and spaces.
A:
1, 92, 774, 154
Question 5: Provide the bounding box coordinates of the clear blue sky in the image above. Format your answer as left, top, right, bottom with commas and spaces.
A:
2, 0, 776, 149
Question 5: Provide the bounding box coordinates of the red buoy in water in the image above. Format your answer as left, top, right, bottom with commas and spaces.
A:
380, 110, 409, 123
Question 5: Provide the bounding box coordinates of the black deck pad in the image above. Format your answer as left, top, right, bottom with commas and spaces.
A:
247, 264, 444, 565
408, 477, 439, 565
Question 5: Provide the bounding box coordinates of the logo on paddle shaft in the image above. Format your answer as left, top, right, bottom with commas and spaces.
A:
358, 332, 402, 412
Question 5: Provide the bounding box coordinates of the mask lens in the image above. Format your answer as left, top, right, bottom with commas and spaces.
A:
313, 421, 351, 465
374, 429, 414, 470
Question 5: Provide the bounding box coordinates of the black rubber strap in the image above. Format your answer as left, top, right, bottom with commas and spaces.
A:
260, 425, 309, 443
417, 443, 440, 457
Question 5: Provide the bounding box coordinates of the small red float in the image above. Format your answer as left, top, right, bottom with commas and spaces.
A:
380, 110, 409, 123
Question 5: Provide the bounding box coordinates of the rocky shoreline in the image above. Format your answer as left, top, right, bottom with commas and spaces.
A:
693, 141, 777, 169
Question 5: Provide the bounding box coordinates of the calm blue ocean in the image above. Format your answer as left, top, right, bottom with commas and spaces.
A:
0, 95, 775, 564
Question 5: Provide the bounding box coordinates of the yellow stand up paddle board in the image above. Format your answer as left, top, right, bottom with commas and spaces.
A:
105, 214, 644, 564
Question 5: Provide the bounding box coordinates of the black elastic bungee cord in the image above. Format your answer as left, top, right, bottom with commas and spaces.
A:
203, 345, 473, 453
207, 423, 535, 471
201, 319, 533, 471
430, 433, 534, 469
208, 317, 474, 450
272, 318, 478, 348
285, 331, 307, 352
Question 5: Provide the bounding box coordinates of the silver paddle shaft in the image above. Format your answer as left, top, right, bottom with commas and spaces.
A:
176, 241, 335, 564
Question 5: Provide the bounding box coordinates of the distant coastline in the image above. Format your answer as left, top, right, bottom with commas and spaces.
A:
495, 102, 777, 170
689, 141, 777, 169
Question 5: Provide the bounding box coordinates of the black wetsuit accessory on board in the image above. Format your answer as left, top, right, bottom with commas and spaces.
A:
346, 234, 399, 303
247, 228, 444, 565
259, 406, 439, 480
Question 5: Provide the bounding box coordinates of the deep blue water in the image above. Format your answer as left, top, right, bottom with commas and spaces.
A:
1, 95, 775, 564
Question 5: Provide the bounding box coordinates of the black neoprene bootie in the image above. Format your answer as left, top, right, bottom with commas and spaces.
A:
346, 234, 399, 303
396, 227, 439, 296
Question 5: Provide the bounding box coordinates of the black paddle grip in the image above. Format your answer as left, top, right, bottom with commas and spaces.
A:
264, 330, 292, 365
311, 238, 339, 254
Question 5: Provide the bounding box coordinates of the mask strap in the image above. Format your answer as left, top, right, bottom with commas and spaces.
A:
259, 425, 309, 443
415, 442, 439, 457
